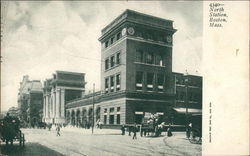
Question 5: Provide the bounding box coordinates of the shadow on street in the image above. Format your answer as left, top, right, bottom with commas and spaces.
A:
0, 142, 64, 156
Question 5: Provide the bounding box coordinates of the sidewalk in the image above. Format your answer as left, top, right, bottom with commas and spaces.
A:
62, 126, 121, 135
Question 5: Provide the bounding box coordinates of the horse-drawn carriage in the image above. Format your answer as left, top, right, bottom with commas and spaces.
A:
140, 113, 164, 137
187, 114, 202, 144
0, 115, 25, 146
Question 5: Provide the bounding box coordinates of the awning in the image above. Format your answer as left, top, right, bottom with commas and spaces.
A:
173, 108, 202, 115
135, 111, 143, 115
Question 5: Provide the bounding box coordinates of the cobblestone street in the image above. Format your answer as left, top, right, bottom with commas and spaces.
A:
1, 128, 201, 156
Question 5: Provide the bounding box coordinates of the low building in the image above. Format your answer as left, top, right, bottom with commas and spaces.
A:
172, 72, 202, 125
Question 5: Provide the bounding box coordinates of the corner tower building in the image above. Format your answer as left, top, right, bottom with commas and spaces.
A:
98, 10, 177, 124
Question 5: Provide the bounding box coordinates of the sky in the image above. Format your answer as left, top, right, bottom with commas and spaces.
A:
1, 1, 203, 111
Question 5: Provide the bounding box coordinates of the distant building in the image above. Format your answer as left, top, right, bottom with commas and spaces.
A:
7, 107, 19, 117
43, 71, 86, 124
65, 9, 178, 127
17, 75, 43, 127
172, 72, 202, 125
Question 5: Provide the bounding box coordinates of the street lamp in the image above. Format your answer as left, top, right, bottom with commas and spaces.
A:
92, 83, 95, 134
184, 71, 189, 137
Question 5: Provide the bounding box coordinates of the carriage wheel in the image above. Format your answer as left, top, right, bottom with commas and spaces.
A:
22, 134, 25, 147
188, 129, 201, 144
19, 132, 22, 146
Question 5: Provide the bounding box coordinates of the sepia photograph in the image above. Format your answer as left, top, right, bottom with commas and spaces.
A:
0, 1, 249, 156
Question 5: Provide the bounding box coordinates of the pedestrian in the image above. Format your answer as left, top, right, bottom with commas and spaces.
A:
132, 124, 137, 140
167, 127, 173, 137
121, 125, 125, 135
128, 126, 131, 136
56, 124, 61, 136
186, 122, 192, 138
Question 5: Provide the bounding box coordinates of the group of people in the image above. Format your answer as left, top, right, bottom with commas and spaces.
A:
121, 124, 138, 139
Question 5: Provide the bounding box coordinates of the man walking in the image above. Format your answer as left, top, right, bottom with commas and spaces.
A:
132, 124, 137, 140
56, 124, 61, 136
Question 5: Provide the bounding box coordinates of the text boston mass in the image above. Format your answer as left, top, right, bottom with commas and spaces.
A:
209, 3, 228, 27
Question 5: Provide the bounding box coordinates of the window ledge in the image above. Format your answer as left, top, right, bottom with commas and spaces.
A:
134, 62, 166, 68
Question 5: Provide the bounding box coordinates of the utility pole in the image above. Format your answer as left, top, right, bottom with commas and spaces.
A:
92, 83, 95, 134
184, 71, 189, 137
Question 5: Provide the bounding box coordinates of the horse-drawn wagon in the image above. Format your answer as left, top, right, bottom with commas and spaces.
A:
0, 114, 25, 146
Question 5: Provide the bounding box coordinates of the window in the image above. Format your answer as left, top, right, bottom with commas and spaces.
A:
109, 107, 114, 124
137, 30, 143, 38
110, 37, 114, 44
104, 108, 107, 113
116, 74, 121, 91
105, 58, 109, 70
156, 54, 164, 66
136, 71, 143, 91
110, 56, 115, 67
110, 76, 114, 92
105, 41, 108, 48
136, 49, 144, 63
117, 107, 120, 112
146, 52, 154, 64
116, 52, 121, 65
117, 32, 121, 40
116, 114, 120, 124
109, 115, 114, 124
110, 107, 114, 113
147, 73, 154, 91
157, 74, 164, 92
105, 78, 109, 93
104, 115, 107, 124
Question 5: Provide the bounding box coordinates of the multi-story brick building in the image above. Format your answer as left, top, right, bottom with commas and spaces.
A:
43, 71, 86, 124
18, 75, 43, 127
65, 9, 179, 127
172, 72, 202, 125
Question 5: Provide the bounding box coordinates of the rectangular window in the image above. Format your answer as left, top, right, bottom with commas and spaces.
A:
110, 56, 115, 68
104, 115, 107, 124
117, 107, 120, 112
116, 74, 121, 91
105, 78, 109, 93
110, 107, 114, 113
136, 71, 143, 91
104, 108, 107, 113
105, 58, 109, 70
146, 52, 154, 64
147, 73, 154, 91
116, 114, 120, 124
109, 115, 114, 124
110, 37, 114, 44
116, 52, 121, 65
157, 74, 164, 92
117, 32, 121, 40
109, 107, 114, 124
156, 54, 164, 66
136, 49, 143, 63
105, 41, 108, 48
110, 76, 114, 92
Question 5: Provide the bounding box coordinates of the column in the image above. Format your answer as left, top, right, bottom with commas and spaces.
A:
43, 96, 46, 121
49, 95, 52, 118
60, 89, 65, 117
46, 95, 49, 118
53, 90, 56, 118
56, 89, 60, 118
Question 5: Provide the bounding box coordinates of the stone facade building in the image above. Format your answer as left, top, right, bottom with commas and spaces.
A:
18, 75, 43, 127
42, 71, 86, 124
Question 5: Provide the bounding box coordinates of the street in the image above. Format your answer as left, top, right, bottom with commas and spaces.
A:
1, 128, 201, 156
